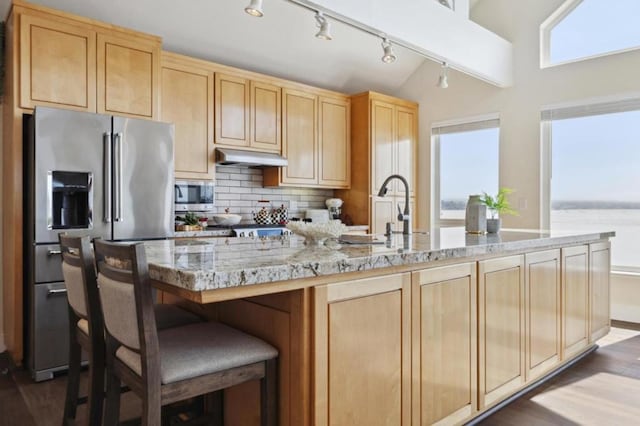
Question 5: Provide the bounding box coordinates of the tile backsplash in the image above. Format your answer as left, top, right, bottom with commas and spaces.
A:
212, 165, 334, 223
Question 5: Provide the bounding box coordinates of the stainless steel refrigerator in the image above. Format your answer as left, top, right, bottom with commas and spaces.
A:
25, 106, 175, 381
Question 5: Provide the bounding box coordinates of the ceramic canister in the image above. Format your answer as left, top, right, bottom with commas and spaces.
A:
465, 195, 487, 234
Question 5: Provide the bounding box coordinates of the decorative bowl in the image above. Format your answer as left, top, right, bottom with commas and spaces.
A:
211, 214, 242, 226
286, 220, 347, 245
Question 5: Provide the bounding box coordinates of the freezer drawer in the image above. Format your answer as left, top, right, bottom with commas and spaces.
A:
34, 244, 64, 283
31, 282, 71, 381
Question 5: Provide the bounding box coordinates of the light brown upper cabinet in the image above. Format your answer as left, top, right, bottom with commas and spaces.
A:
214, 73, 250, 147
336, 92, 418, 233
97, 32, 159, 119
278, 88, 318, 186
17, 5, 160, 118
160, 53, 214, 180
19, 13, 96, 111
251, 80, 282, 152
264, 88, 350, 189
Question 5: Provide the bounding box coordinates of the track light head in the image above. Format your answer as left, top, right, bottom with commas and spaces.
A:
381, 38, 397, 64
315, 12, 332, 40
439, 0, 454, 9
245, 0, 264, 17
437, 62, 449, 89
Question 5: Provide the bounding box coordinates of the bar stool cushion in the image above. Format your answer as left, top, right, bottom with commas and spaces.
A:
62, 261, 88, 317
115, 322, 278, 384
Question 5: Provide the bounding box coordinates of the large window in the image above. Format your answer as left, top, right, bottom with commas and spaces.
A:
542, 99, 640, 271
432, 118, 500, 226
542, 0, 640, 66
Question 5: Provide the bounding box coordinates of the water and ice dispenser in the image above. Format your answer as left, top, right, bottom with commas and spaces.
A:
48, 171, 92, 229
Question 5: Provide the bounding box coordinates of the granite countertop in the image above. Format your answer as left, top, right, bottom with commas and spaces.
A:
144, 228, 614, 292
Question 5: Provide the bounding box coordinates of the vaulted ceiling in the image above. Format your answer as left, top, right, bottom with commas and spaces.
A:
1, 0, 507, 95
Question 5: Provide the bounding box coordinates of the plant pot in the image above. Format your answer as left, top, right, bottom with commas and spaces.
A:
487, 218, 501, 233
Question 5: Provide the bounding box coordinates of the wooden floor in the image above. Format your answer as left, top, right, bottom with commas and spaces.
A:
2, 326, 640, 425
479, 325, 640, 426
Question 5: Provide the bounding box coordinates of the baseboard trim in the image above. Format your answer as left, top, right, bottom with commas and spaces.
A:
465, 345, 598, 425
611, 319, 640, 331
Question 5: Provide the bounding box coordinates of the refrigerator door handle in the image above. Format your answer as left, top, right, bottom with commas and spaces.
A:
104, 132, 112, 223
114, 132, 124, 222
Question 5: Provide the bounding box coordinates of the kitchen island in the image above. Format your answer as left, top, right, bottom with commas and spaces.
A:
145, 228, 613, 426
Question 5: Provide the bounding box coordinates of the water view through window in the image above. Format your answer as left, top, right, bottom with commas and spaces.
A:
550, 111, 640, 270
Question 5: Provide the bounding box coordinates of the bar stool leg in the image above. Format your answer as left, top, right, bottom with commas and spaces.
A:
62, 312, 81, 426
86, 343, 105, 426
260, 358, 278, 426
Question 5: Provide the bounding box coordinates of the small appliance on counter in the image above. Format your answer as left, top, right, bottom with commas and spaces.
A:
325, 198, 343, 220
305, 208, 330, 224
175, 180, 215, 212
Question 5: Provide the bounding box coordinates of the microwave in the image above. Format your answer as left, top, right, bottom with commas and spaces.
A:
174, 180, 215, 212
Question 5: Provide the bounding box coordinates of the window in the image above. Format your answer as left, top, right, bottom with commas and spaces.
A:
432, 117, 500, 226
542, 99, 640, 271
542, 0, 640, 67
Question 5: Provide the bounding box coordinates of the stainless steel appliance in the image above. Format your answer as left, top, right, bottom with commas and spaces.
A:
25, 106, 175, 381
174, 180, 215, 212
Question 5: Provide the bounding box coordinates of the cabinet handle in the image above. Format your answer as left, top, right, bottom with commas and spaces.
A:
47, 288, 67, 296
47, 249, 62, 256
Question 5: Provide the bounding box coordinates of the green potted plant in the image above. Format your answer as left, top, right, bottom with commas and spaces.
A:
479, 188, 518, 233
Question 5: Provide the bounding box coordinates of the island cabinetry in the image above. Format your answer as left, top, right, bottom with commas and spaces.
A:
478, 255, 526, 409
561, 245, 590, 359
160, 53, 214, 180
412, 263, 478, 426
263, 88, 350, 188
589, 241, 611, 342
214, 290, 310, 426
336, 91, 418, 234
313, 273, 411, 426
214, 72, 282, 152
524, 249, 561, 381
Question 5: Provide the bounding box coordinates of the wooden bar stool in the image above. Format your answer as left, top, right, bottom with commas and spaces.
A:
94, 239, 279, 426
59, 235, 202, 426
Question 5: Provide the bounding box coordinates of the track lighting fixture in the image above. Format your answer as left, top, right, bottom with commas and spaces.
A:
245, 0, 264, 17
314, 12, 332, 40
381, 38, 397, 64
438, 0, 454, 9
437, 62, 449, 89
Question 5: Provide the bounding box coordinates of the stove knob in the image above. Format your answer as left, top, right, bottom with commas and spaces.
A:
238, 231, 245, 237
249, 231, 255, 237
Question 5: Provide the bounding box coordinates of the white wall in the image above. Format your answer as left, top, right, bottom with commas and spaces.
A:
397, 0, 640, 321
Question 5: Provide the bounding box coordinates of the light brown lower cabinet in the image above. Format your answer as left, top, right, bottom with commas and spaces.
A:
561, 245, 590, 359
589, 241, 611, 342
313, 273, 411, 426
525, 250, 562, 381
478, 255, 526, 409
412, 263, 478, 426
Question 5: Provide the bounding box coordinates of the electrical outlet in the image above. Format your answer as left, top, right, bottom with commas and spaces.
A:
518, 197, 527, 210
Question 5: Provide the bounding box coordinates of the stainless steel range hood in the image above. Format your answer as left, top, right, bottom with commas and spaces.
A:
215, 148, 288, 167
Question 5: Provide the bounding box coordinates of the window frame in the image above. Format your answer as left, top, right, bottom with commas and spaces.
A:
541, 94, 640, 272
431, 113, 500, 228
540, 0, 640, 68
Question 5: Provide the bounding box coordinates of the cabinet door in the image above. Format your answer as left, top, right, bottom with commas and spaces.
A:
281, 89, 318, 185
20, 14, 96, 111
371, 100, 395, 194
250, 80, 281, 152
160, 61, 214, 180
413, 263, 477, 426
314, 273, 411, 426
97, 32, 159, 119
561, 245, 590, 359
214, 73, 250, 147
590, 242, 611, 342
525, 250, 561, 381
318, 96, 350, 188
394, 105, 417, 197
371, 196, 394, 235
478, 255, 525, 409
